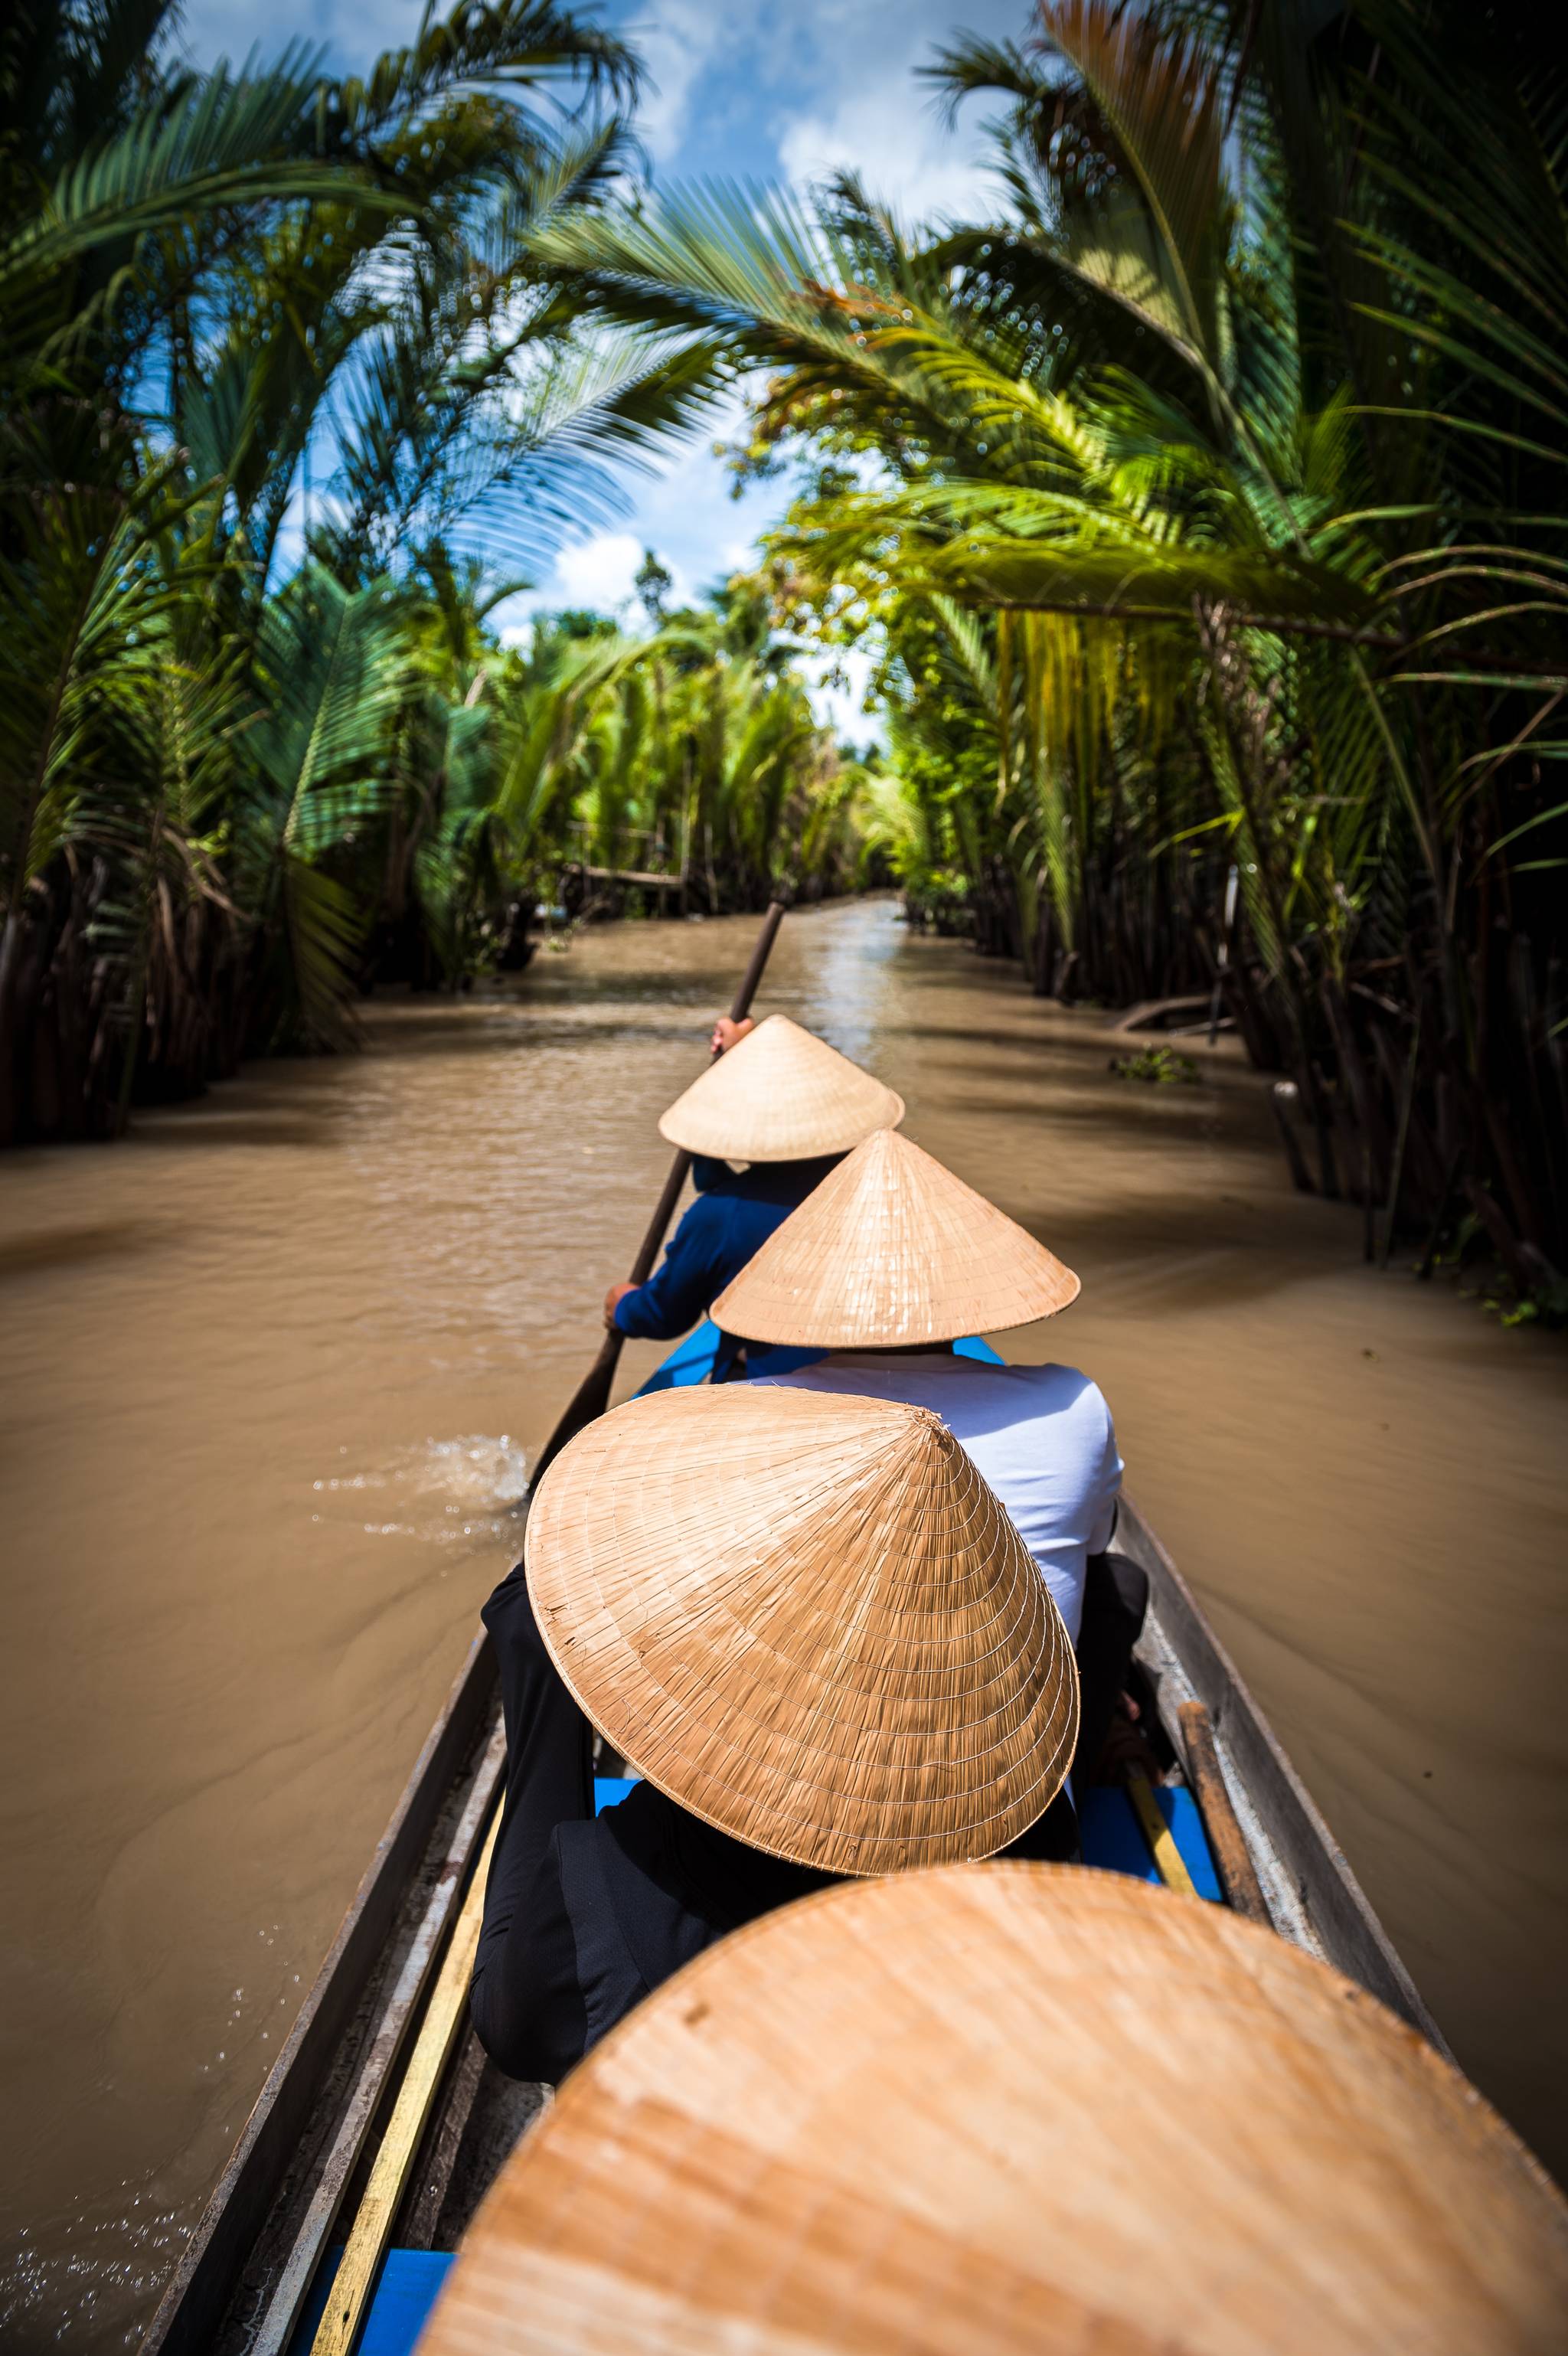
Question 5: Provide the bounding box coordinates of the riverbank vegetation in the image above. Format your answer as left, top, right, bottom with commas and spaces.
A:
513, 579, 872, 935
549, 0, 1568, 1312
0, 0, 857, 1145
6, 0, 1566, 1320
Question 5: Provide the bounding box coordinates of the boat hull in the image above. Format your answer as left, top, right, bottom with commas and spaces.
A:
139, 1353, 1445, 2354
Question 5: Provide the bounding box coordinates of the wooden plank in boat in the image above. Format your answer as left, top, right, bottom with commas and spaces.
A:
1116, 1496, 1447, 2051
399, 2030, 488, 2250
139, 1631, 500, 2355
309, 1812, 500, 2356
1178, 1699, 1271, 1925
248, 1727, 506, 2356
1124, 1769, 1199, 1894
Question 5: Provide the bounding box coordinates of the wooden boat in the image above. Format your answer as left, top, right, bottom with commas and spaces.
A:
140, 1323, 1445, 2356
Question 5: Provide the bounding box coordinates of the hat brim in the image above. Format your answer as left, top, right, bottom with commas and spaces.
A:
657, 1014, 905, 1162
713, 1128, 1081, 1347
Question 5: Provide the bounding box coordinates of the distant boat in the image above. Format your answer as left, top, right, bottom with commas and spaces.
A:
140, 1325, 1443, 2356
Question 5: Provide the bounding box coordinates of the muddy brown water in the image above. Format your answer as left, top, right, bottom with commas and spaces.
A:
2, 897, 1565, 2345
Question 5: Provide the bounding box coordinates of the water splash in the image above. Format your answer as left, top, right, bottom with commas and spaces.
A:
311, 1434, 528, 1549
0, 2191, 190, 2351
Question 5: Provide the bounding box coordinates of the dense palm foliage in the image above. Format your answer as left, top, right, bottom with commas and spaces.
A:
358, 578, 867, 987
522, 584, 871, 923
544, 0, 1568, 1307
0, 0, 849, 1145
11, 0, 1567, 1310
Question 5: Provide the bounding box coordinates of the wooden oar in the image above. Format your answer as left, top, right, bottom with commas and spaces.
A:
528, 896, 789, 1488
1177, 1700, 1272, 1925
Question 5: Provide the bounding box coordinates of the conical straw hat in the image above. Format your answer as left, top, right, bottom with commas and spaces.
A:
524, 1384, 1077, 1875
421, 1865, 1568, 2356
657, 1012, 904, 1160
714, 1126, 1080, 1346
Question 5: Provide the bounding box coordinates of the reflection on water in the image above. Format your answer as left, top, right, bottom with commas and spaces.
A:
2, 897, 1566, 2346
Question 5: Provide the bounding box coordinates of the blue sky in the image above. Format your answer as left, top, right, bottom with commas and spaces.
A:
178, 0, 1032, 727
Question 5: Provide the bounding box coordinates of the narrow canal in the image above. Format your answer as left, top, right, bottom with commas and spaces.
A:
3, 897, 1565, 2345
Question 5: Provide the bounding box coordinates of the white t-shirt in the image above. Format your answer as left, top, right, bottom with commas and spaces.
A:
756, 1354, 1122, 1646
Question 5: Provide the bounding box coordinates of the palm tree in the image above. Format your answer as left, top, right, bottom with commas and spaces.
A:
0, 0, 724, 1141
540, 0, 1568, 1299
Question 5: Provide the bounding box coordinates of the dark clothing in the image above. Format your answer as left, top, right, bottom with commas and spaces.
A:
612, 1153, 839, 1379
1074, 1551, 1150, 1783
470, 1563, 833, 2085
470, 1560, 1080, 2086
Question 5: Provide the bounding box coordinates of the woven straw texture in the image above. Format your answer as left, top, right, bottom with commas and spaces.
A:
421, 1864, 1568, 2356
657, 1013, 904, 1160
713, 1127, 1080, 1346
524, 1385, 1077, 1876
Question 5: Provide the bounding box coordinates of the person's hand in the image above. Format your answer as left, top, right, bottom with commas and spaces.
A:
710, 1015, 756, 1054
604, 1281, 636, 1331
1093, 1697, 1164, 1789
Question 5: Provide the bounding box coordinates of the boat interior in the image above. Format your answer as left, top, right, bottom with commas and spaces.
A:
144, 1325, 1445, 2356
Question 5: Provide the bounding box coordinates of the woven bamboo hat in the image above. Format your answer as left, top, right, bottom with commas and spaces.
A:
524, 1384, 1077, 1875
657, 1012, 903, 1161
420, 1864, 1568, 2356
713, 1126, 1080, 1347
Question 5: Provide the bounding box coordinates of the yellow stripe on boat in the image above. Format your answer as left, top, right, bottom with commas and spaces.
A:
1124, 1769, 1199, 1897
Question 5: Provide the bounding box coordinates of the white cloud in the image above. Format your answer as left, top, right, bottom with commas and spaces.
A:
632, 0, 737, 163
799, 645, 883, 747
777, 98, 1003, 224
496, 386, 793, 636
492, 545, 639, 651
770, 0, 1021, 223
555, 531, 647, 611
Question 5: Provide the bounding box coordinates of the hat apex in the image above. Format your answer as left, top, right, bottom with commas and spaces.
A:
525, 1382, 1077, 1877
657, 1014, 903, 1162
714, 1126, 1080, 1347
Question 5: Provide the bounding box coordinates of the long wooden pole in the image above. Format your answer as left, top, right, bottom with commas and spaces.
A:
1177, 1701, 1271, 1926
528, 897, 789, 1488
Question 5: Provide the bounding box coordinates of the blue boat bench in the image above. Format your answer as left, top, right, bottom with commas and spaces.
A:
1078, 1783, 1222, 1898
289, 2248, 454, 2356
632, 1319, 1007, 1394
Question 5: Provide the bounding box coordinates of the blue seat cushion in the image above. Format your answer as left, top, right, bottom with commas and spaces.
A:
290, 2248, 456, 2356
1079, 1783, 1223, 1902
634, 1319, 724, 1391
952, 1335, 1004, 1364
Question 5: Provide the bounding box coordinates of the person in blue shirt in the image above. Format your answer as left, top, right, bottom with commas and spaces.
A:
606, 1147, 843, 1377
602, 1011, 903, 1381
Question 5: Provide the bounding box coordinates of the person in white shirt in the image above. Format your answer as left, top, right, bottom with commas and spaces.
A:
751, 1351, 1119, 1646
711, 1126, 1143, 1780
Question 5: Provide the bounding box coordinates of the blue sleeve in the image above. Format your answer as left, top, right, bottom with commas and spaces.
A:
612, 1199, 730, 1341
